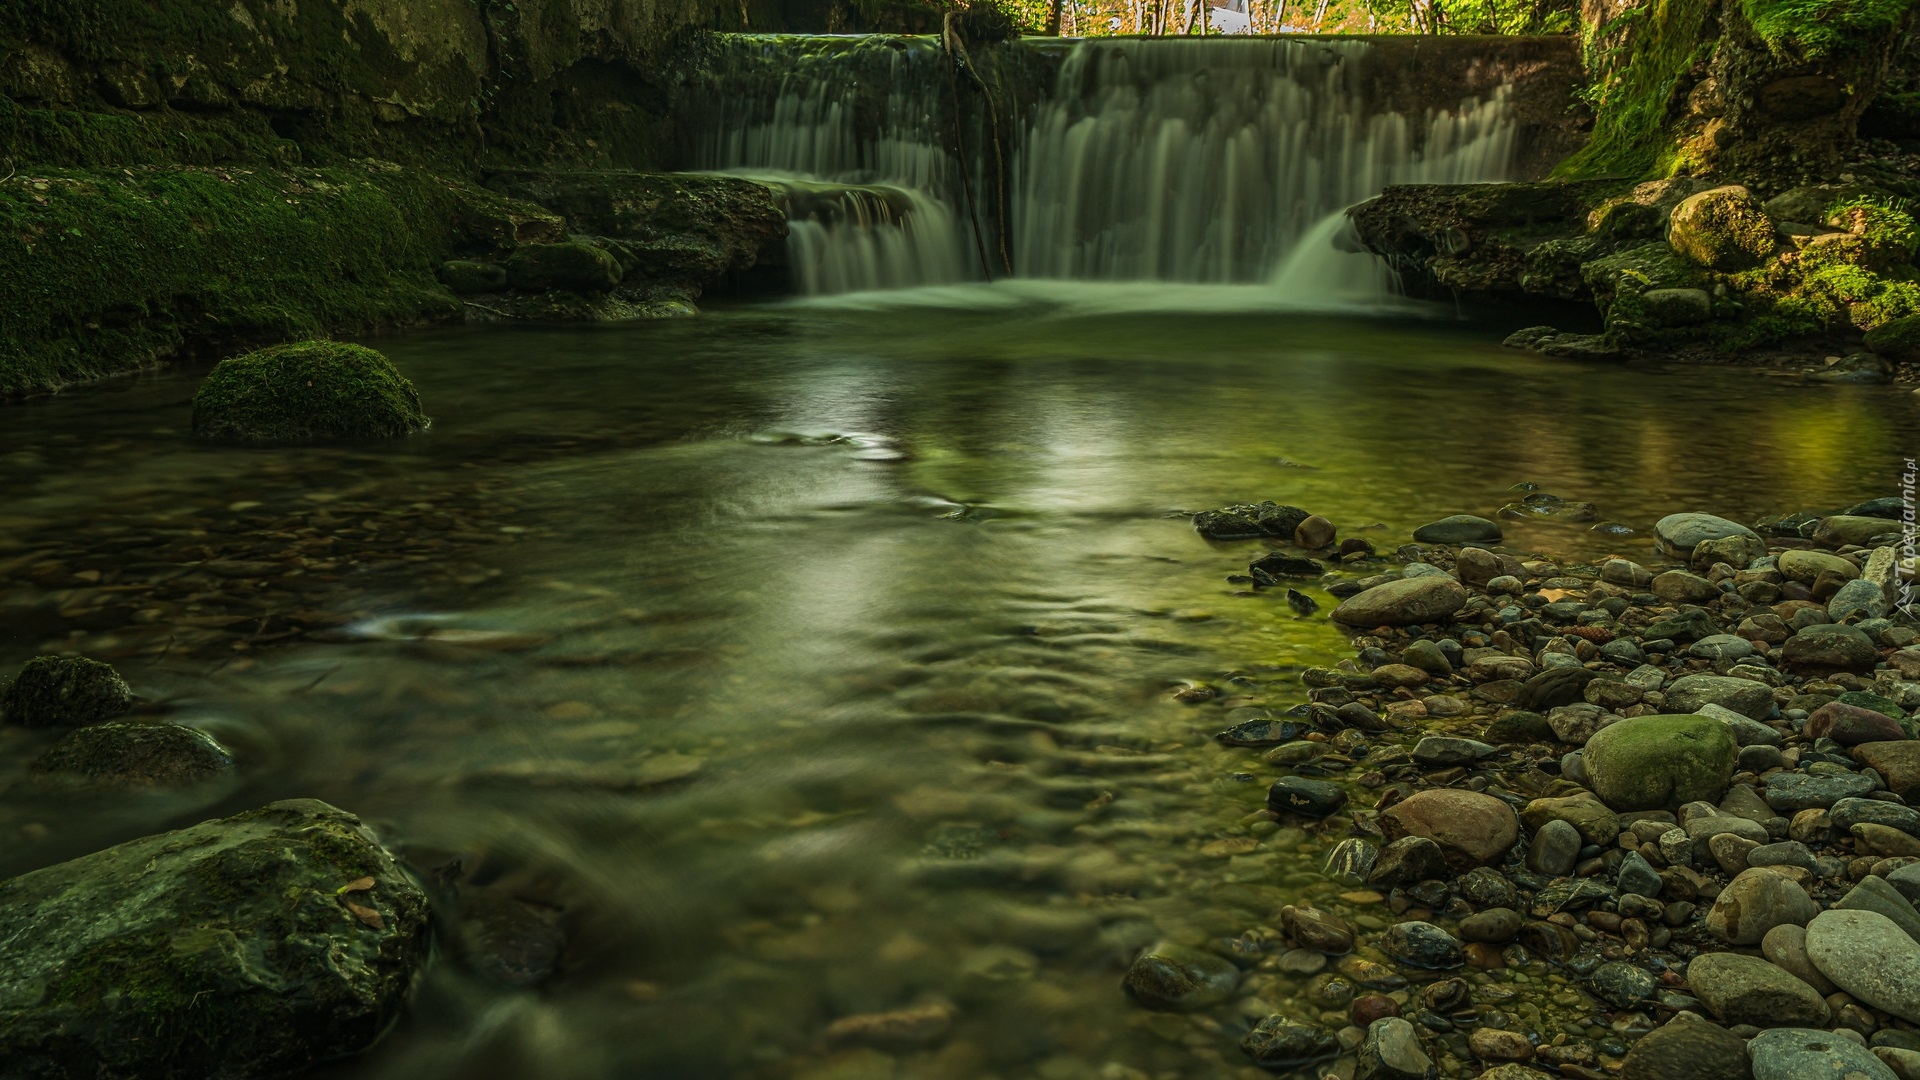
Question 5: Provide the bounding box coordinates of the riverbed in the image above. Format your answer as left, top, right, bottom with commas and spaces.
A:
1, 294, 1914, 1079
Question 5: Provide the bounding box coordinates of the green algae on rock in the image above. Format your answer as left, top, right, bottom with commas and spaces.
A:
0, 655, 132, 728
0, 799, 429, 1080
30, 722, 235, 789
192, 341, 428, 444
1582, 714, 1738, 812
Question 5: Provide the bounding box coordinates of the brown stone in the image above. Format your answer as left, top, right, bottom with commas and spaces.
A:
1294, 514, 1336, 550
1855, 742, 1920, 801
1381, 788, 1520, 870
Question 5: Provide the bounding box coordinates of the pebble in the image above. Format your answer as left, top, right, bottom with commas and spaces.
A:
1762, 923, 1837, 995
1121, 945, 1240, 1010
1380, 921, 1464, 970
1356, 1016, 1431, 1080
1240, 1017, 1339, 1070
1379, 788, 1519, 868
1411, 515, 1502, 544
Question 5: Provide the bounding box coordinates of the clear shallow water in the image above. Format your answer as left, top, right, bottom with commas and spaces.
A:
1, 300, 1915, 1080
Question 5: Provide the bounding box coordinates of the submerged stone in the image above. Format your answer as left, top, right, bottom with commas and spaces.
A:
30, 722, 234, 789
1122, 944, 1240, 1010
1240, 1016, 1339, 1070
192, 341, 428, 444
0, 799, 429, 1079
1, 655, 132, 728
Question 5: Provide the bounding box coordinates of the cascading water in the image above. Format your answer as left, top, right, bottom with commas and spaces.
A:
683, 34, 1522, 301
686, 37, 978, 296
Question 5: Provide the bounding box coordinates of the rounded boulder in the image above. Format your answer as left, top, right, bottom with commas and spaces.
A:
1583, 714, 1736, 812
192, 341, 428, 444
1668, 185, 1776, 271
1331, 575, 1467, 628
1380, 788, 1519, 870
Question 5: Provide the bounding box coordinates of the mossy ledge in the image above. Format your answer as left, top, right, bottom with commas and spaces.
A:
0, 163, 545, 400
192, 342, 430, 444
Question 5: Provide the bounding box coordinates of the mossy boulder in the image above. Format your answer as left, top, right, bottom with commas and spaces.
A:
0, 799, 429, 1079
505, 240, 623, 294
1668, 186, 1776, 271
0, 656, 132, 728
192, 342, 428, 444
1582, 714, 1737, 811
1866, 315, 1920, 363
30, 722, 234, 790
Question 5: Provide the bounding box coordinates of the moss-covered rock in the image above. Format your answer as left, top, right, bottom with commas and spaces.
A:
0, 799, 429, 1079
440, 260, 509, 295
505, 240, 623, 293
1582, 714, 1738, 811
0, 655, 132, 728
1669, 186, 1777, 271
192, 341, 428, 444
1866, 314, 1920, 362
30, 722, 234, 789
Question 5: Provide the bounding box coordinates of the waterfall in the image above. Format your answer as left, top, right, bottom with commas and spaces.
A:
683, 34, 1521, 299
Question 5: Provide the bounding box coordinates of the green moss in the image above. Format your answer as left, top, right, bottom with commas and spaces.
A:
1803, 263, 1920, 328
1741, 0, 1910, 60
192, 342, 428, 443
1865, 314, 1920, 360
1560, 0, 1716, 180
1826, 195, 1920, 264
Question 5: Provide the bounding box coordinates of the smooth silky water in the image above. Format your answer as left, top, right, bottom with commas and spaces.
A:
1, 296, 1915, 1080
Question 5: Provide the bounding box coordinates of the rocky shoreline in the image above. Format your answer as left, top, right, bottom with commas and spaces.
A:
1134, 496, 1920, 1078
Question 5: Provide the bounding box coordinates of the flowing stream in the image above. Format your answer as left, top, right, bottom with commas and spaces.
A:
2, 304, 1915, 1080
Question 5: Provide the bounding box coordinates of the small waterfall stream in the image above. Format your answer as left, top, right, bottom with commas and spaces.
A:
683, 34, 1523, 300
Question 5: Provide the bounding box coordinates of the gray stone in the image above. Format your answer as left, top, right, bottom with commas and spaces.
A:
1666, 675, 1774, 720
1833, 577, 1893, 622
1618, 851, 1663, 897
1765, 772, 1878, 811
1890, 862, 1920, 904
1748, 1027, 1899, 1080
1368, 836, 1449, 888
1807, 908, 1920, 1025
1241, 1016, 1340, 1070
1681, 802, 1771, 843
1411, 736, 1495, 766
1763, 923, 1837, 995
1604, 559, 1654, 587
1458, 907, 1524, 944
1747, 841, 1815, 870
1699, 702, 1784, 746
1783, 623, 1881, 674
1530, 819, 1582, 876
1402, 639, 1453, 676
0, 800, 429, 1078
1268, 776, 1349, 818
1655, 570, 1723, 604
1411, 515, 1502, 545
1381, 921, 1463, 970
1687, 951, 1830, 1027
1707, 867, 1817, 944
1780, 549, 1861, 584
1656, 512, 1762, 557
1589, 960, 1656, 1008
1690, 634, 1755, 662
1709, 832, 1759, 875
1833, 798, 1920, 837
1356, 1016, 1433, 1080
1331, 576, 1469, 628
1836, 875, 1920, 945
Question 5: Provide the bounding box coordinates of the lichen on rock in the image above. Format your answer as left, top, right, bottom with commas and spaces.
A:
0, 799, 430, 1079
192, 341, 429, 444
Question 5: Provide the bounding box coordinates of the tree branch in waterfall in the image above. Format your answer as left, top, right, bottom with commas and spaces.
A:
942, 13, 1015, 277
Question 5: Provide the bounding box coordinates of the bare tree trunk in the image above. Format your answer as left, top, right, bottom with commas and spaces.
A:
1047, 0, 1063, 34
